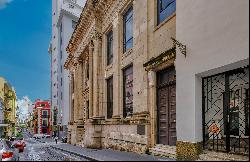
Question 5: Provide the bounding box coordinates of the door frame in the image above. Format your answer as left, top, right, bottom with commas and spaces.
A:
156, 65, 176, 145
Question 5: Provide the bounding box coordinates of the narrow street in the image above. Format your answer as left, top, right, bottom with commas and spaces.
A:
18, 130, 88, 161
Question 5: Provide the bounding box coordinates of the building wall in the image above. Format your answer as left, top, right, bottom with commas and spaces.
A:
176, 0, 249, 143
0, 78, 17, 137
50, 0, 84, 134
65, 0, 176, 151
175, 0, 249, 160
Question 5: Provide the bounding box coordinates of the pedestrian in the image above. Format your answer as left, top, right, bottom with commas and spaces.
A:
55, 136, 58, 144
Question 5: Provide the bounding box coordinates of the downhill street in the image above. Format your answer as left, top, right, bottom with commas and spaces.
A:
18, 130, 88, 161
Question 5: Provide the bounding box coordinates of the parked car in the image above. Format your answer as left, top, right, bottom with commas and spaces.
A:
42, 134, 51, 138
13, 140, 25, 153
32, 134, 43, 139
0, 139, 19, 161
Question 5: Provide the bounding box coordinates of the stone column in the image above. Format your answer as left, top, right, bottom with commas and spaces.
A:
148, 70, 157, 146
89, 44, 94, 119
69, 73, 74, 122
73, 70, 77, 122
93, 36, 102, 118
78, 59, 84, 121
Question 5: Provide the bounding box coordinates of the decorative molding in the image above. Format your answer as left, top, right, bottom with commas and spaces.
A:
143, 47, 176, 71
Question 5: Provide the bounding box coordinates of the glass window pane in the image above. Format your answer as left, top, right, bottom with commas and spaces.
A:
107, 31, 113, 65
107, 77, 113, 119
126, 18, 133, 42
123, 66, 133, 118
125, 7, 133, 21
124, 6, 133, 52
125, 39, 133, 52
158, 0, 176, 24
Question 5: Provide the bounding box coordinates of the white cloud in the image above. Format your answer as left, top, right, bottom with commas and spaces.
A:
0, 0, 13, 9
17, 96, 33, 121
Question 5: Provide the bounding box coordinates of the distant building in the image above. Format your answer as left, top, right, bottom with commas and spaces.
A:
33, 99, 51, 135
48, 0, 85, 138
0, 97, 4, 137
0, 77, 17, 138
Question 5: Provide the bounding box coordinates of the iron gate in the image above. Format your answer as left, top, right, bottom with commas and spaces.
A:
202, 66, 249, 155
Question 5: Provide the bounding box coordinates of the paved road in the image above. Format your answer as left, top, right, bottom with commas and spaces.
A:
18, 130, 88, 161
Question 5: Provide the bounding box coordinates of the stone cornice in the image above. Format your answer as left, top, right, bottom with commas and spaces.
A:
65, 0, 129, 70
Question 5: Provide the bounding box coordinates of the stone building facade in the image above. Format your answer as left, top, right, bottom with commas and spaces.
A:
65, 0, 249, 160
65, 0, 177, 154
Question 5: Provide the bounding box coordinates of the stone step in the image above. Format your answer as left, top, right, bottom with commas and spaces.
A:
149, 144, 176, 159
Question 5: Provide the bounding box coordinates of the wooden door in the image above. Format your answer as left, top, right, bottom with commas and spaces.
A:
157, 66, 176, 146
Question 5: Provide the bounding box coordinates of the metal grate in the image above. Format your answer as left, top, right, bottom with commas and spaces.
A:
202, 66, 249, 155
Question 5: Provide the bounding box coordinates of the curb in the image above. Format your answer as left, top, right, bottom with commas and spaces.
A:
50, 145, 100, 161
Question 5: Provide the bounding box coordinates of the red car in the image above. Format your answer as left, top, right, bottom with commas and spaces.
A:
14, 140, 26, 153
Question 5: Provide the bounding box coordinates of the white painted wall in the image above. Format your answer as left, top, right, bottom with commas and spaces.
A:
50, 0, 84, 128
176, 0, 249, 142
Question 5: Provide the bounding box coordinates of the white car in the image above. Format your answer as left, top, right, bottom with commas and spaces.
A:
42, 134, 51, 138
32, 134, 43, 139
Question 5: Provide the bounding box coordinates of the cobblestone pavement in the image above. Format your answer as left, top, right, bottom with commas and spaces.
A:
18, 138, 89, 161
17, 130, 88, 161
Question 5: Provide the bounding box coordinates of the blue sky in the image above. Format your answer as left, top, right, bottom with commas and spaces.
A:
0, 0, 51, 102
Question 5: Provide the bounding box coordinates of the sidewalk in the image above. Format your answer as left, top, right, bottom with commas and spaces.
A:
50, 144, 176, 161
37, 138, 56, 144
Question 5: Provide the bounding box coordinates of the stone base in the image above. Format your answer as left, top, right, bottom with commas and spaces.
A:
103, 140, 148, 154
149, 144, 176, 159
83, 119, 103, 149
198, 150, 249, 161
176, 141, 202, 161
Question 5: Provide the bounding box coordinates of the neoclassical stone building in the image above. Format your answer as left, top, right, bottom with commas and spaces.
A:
65, 0, 177, 157
64, 0, 250, 161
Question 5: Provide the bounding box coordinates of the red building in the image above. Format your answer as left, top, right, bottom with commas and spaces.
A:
33, 99, 51, 135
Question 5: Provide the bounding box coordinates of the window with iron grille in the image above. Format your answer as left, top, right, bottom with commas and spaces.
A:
123, 65, 133, 118
107, 30, 113, 65
107, 77, 113, 119
123, 6, 133, 53
157, 0, 176, 25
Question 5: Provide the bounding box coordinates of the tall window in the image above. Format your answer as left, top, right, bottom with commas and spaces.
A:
123, 6, 133, 53
107, 31, 113, 65
123, 66, 133, 118
86, 63, 89, 80
42, 119, 48, 126
107, 77, 113, 119
157, 0, 176, 24
42, 110, 48, 118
